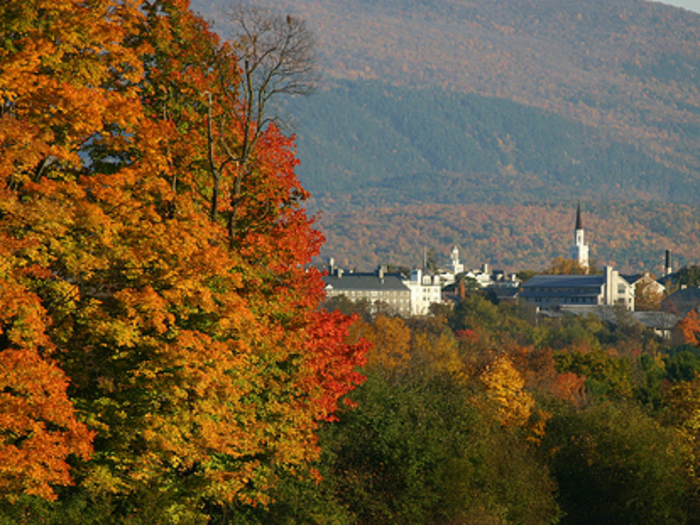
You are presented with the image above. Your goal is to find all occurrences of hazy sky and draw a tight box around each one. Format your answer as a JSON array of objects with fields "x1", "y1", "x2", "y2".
[{"x1": 652, "y1": 0, "x2": 700, "y2": 13}]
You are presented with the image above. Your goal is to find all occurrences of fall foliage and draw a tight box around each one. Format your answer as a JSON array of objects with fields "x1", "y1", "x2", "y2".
[
  {"x1": 6, "y1": 0, "x2": 700, "y2": 522},
  {"x1": 0, "y1": 0, "x2": 366, "y2": 514}
]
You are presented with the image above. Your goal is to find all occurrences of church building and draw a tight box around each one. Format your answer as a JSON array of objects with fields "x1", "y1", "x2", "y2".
[
  {"x1": 569, "y1": 203, "x2": 590, "y2": 271},
  {"x1": 520, "y1": 204, "x2": 635, "y2": 311}
]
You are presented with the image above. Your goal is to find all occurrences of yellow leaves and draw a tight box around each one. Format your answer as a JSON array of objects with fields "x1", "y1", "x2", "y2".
[
  {"x1": 412, "y1": 329, "x2": 464, "y2": 378},
  {"x1": 664, "y1": 377, "x2": 700, "y2": 435},
  {"x1": 81, "y1": 464, "x2": 130, "y2": 497},
  {"x1": 360, "y1": 315, "x2": 411, "y2": 372},
  {"x1": 481, "y1": 355, "x2": 536, "y2": 428}
]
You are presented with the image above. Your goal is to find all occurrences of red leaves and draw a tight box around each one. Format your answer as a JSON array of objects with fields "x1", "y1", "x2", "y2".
[
  {"x1": 304, "y1": 310, "x2": 368, "y2": 421},
  {"x1": 0, "y1": 0, "x2": 367, "y2": 507}
]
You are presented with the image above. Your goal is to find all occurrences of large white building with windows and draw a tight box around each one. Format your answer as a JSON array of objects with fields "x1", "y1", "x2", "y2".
[
  {"x1": 323, "y1": 265, "x2": 412, "y2": 316},
  {"x1": 403, "y1": 268, "x2": 443, "y2": 316},
  {"x1": 322, "y1": 262, "x2": 444, "y2": 317},
  {"x1": 520, "y1": 266, "x2": 634, "y2": 311}
]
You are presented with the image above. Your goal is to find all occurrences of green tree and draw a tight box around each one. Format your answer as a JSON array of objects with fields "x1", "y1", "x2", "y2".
[
  {"x1": 321, "y1": 371, "x2": 560, "y2": 525},
  {"x1": 544, "y1": 402, "x2": 694, "y2": 525}
]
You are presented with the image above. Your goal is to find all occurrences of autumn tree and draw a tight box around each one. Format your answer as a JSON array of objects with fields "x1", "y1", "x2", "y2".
[
  {"x1": 0, "y1": 0, "x2": 366, "y2": 518},
  {"x1": 679, "y1": 310, "x2": 700, "y2": 346},
  {"x1": 634, "y1": 277, "x2": 664, "y2": 311},
  {"x1": 544, "y1": 257, "x2": 590, "y2": 275},
  {"x1": 198, "y1": 0, "x2": 319, "y2": 242},
  {"x1": 0, "y1": 0, "x2": 144, "y2": 502}
]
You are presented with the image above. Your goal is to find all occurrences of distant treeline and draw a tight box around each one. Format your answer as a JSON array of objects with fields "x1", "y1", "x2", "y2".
[{"x1": 314, "y1": 200, "x2": 700, "y2": 273}]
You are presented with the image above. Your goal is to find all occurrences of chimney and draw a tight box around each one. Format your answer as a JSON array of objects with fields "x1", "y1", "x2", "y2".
[{"x1": 665, "y1": 250, "x2": 672, "y2": 276}]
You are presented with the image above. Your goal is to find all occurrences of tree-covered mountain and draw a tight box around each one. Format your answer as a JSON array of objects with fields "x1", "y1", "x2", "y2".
[
  {"x1": 289, "y1": 81, "x2": 697, "y2": 203},
  {"x1": 192, "y1": 0, "x2": 700, "y2": 271}
]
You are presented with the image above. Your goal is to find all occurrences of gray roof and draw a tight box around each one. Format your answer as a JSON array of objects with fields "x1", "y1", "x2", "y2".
[
  {"x1": 522, "y1": 274, "x2": 606, "y2": 289},
  {"x1": 661, "y1": 287, "x2": 700, "y2": 316},
  {"x1": 323, "y1": 274, "x2": 409, "y2": 292},
  {"x1": 622, "y1": 273, "x2": 645, "y2": 285},
  {"x1": 520, "y1": 274, "x2": 605, "y2": 300},
  {"x1": 631, "y1": 311, "x2": 679, "y2": 330}
]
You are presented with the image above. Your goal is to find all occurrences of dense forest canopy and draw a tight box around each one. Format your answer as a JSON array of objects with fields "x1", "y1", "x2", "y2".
[{"x1": 0, "y1": 0, "x2": 365, "y2": 519}]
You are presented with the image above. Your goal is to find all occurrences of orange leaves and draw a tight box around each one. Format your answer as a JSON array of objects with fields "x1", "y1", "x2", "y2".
[
  {"x1": 0, "y1": 0, "x2": 367, "y2": 509},
  {"x1": 0, "y1": 259, "x2": 93, "y2": 501},
  {"x1": 679, "y1": 310, "x2": 700, "y2": 346},
  {"x1": 551, "y1": 372, "x2": 587, "y2": 405},
  {"x1": 0, "y1": 0, "x2": 146, "y2": 182},
  {"x1": 0, "y1": 348, "x2": 93, "y2": 501}
]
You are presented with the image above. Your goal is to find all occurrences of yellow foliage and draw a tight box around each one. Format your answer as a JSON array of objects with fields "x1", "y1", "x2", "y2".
[
  {"x1": 359, "y1": 315, "x2": 412, "y2": 372},
  {"x1": 481, "y1": 355, "x2": 535, "y2": 428}
]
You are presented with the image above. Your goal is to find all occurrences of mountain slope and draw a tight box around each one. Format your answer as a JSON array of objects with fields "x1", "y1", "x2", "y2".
[
  {"x1": 191, "y1": 0, "x2": 700, "y2": 271},
  {"x1": 289, "y1": 81, "x2": 696, "y2": 203},
  {"x1": 196, "y1": 0, "x2": 700, "y2": 177}
]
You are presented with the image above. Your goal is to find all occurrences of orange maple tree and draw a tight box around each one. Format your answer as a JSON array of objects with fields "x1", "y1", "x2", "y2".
[
  {"x1": 679, "y1": 310, "x2": 700, "y2": 347},
  {"x1": 0, "y1": 0, "x2": 366, "y2": 510}
]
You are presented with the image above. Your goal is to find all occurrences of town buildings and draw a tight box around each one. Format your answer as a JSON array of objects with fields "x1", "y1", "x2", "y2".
[{"x1": 323, "y1": 204, "x2": 686, "y2": 321}]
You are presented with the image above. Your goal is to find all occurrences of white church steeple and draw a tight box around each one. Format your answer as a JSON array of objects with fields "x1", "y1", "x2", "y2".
[{"x1": 569, "y1": 203, "x2": 590, "y2": 271}]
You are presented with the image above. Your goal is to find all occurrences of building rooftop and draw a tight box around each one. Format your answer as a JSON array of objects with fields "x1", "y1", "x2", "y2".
[
  {"x1": 323, "y1": 273, "x2": 409, "y2": 292},
  {"x1": 521, "y1": 274, "x2": 606, "y2": 288}
]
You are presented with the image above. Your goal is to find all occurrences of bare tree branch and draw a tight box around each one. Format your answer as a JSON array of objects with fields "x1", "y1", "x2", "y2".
[{"x1": 212, "y1": 1, "x2": 319, "y2": 245}]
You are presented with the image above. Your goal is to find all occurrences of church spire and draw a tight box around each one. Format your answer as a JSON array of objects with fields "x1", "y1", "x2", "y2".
[
  {"x1": 570, "y1": 202, "x2": 590, "y2": 271},
  {"x1": 575, "y1": 202, "x2": 582, "y2": 230}
]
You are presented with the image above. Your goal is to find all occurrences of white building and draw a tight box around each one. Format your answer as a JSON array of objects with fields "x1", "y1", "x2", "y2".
[
  {"x1": 520, "y1": 266, "x2": 635, "y2": 311},
  {"x1": 403, "y1": 268, "x2": 443, "y2": 316},
  {"x1": 450, "y1": 245, "x2": 464, "y2": 275},
  {"x1": 323, "y1": 264, "x2": 412, "y2": 316},
  {"x1": 465, "y1": 264, "x2": 494, "y2": 288}
]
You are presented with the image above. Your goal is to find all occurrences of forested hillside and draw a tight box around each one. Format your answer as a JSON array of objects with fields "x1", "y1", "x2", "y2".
[
  {"x1": 315, "y1": 200, "x2": 700, "y2": 273},
  {"x1": 192, "y1": 0, "x2": 700, "y2": 271},
  {"x1": 290, "y1": 81, "x2": 696, "y2": 202}
]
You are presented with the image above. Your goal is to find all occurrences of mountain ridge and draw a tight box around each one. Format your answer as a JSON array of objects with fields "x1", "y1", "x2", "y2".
[{"x1": 191, "y1": 0, "x2": 700, "y2": 271}]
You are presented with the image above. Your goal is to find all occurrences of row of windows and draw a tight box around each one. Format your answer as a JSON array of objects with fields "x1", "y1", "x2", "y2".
[
  {"x1": 530, "y1": 297, "x2": 598, "y2": 305},
  {"x1": 332, "y1": 290, "x2": 410, "y2": 299},
  {"x1": 528, "y1": 286, "x2": 599, "y2": 293}
]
